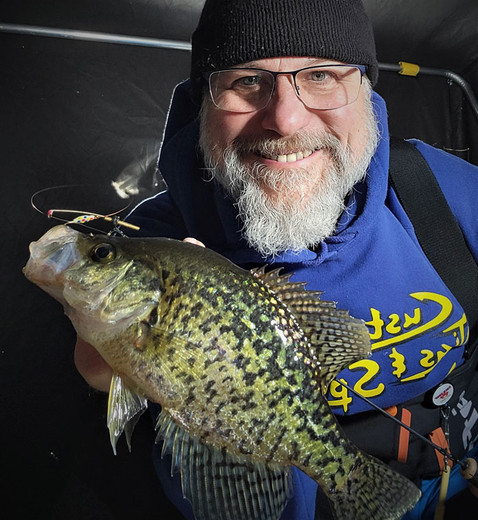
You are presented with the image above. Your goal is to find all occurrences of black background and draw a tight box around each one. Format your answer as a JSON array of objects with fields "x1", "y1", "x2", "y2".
[{"x1": 2, "y1": 1, "x2": 478, "y2": 518}]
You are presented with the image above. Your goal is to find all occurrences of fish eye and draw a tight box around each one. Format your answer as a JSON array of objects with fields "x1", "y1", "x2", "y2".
[{"x1": 90, "y1": 243, "x2": 116, "y2": 263}]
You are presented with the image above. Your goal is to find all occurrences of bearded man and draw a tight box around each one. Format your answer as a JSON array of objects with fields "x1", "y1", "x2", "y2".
[{"x1": 75, "y1": 1, "x2": 478, "y2": 519}]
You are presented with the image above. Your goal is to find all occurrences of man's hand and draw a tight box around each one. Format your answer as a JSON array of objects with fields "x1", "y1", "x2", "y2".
[
  {"x1": 73, "y1": 237, "x2": 205, "y2": 392},
  {"x1": 74, "y1": 337, "x2": 112, "y2": 392}
]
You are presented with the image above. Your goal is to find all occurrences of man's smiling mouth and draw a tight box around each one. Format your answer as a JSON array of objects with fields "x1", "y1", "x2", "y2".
[{"x1": 258, "y1": 149, "x2": 316, "y2": 162}]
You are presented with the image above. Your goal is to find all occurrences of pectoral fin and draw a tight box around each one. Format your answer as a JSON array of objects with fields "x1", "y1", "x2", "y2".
[{"x1": 107, "y1": 373, "x2": 148, "y2": 454}]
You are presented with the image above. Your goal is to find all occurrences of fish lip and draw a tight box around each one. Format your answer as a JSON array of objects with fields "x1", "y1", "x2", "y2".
[{"x1": 23, "y1": 225, "x2": 82, "y2": 284}]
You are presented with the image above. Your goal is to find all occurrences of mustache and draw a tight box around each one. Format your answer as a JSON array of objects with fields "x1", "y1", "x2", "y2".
[{"x1": 230, "y1": 132, "x2": 345, "y2": 161}]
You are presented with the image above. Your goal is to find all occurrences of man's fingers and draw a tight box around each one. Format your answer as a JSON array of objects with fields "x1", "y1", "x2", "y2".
[{"x1": 183, "y1": 237, "x2": 205, "y2": 247}]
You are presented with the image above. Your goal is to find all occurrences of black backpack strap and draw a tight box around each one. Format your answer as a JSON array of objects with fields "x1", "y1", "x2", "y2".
[{"x1": 389, "y1": 137, "x2": 478, "y2": 343}]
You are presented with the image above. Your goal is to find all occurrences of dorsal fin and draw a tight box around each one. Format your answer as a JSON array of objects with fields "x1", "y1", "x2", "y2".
[
  {"x1": 155, "y1": 409, "x2": 292, "y2": 520},
  {"x1": 251, "y1": 266, "x2": 371, "y2": 393}
]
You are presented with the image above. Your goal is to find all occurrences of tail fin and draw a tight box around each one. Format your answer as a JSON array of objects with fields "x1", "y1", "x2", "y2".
[{"x1": 329, "y1": 452, "x2": 421, "y2": 520}]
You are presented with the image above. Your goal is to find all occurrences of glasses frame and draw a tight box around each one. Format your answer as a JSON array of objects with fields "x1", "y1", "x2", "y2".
[{"x1": 203, "y1": 64, "x2": 367, "y2": 113}]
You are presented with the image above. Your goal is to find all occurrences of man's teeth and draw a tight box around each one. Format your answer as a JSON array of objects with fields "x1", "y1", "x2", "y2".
[{"x1": 263, "y1": 150, "x2": 314, "y2": 162}]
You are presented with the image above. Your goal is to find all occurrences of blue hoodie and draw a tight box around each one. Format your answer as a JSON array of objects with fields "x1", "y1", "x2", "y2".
[{"x1": 129, "y1": 80, "x2": 478, "y2": 519}]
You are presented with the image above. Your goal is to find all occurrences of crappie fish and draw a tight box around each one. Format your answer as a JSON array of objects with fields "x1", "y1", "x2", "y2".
[{"x1": 24, "y1": 225, "x2": 420, "y2": 520}]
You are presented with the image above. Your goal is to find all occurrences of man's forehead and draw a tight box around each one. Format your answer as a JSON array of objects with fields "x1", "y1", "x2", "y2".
[{"x1": 233, "y1": 56, "x2": 345, "y2": 69}]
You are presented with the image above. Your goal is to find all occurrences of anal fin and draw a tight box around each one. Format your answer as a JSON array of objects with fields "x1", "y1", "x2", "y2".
[{"x1": 155, "y1": 409, "x2": 292, "y2": 520}]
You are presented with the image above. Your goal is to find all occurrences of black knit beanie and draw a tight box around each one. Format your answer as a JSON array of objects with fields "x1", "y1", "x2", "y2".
[{"x1": 190, "y1": 0, "x2": 378, "y2": 98}]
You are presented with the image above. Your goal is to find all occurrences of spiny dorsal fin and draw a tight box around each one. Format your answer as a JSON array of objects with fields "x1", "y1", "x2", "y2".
[
  {"x1": 155, "y1": 409, "x2": 292, "y2": 520},
  {"x1": 251, "y1": 266, "x2": 371, "y2": 394},
  {"x1": 251, "y1": 265, "x2": 320, "y2": 299}
]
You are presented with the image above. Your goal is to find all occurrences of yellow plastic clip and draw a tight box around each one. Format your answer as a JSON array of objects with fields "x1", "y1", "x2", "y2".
[{"x1": 398, "y1": 61, "x2": 420, "y2": 77}]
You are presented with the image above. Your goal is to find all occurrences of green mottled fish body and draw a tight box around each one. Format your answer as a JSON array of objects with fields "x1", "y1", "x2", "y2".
[{"x1": 24, "y1": 225, "x2": 420, "y2": 520}]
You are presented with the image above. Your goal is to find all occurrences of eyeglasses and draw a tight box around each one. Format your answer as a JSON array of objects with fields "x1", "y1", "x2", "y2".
[{"x1": 204, "y1": 64, "x2": 366, "y2": 113}]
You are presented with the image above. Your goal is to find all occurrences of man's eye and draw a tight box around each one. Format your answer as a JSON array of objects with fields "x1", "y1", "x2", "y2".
[
  {"x1": 310, "y1": 70, "x2": 331, "y2": 82},
  {"x1": 236, "y1": 75, "x2": 260, "y2": 87}
]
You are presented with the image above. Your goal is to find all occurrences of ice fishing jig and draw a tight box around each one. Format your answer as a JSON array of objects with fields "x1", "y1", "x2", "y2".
[
  {"x1": 31, "y1": 185, "x2": 140, "y2": 236},
  {"x1": 46, "y1": 208, "x2": 140, "y2": 234}
]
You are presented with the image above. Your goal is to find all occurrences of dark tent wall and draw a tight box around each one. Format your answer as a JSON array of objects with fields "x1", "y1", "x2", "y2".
[
  {"x1": 367, "y1": 0, "x2": 478, "y2": 164},
  {"x1": 1, "y1": 1, "x2": 478, "y2": 519},
  {"x1": 1, "y1": 3, "x2": 195, "y2": 519}
]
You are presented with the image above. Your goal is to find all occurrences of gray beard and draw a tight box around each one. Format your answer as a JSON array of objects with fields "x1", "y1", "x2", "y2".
[{"x1": 199, "y1": 91, "x2": 379, "y2": 257}]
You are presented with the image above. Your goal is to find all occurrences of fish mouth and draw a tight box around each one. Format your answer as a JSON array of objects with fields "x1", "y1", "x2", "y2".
[{"x1": 23, "y1": 225, "x2": 82, "y2": 287}]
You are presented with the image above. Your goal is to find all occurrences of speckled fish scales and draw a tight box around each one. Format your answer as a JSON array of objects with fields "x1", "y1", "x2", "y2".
[{"x1": 23, "y1": 225, "x2": 421, "y2": 520}]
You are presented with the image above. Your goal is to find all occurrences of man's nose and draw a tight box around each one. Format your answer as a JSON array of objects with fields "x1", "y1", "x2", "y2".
[{"x1": 260, "y1": 75, "x2": 316, "y2": 136}]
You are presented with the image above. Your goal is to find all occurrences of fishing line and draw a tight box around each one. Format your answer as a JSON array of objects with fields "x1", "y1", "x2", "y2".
[
  {"x1": 337, "y1": 381, "x2": 478, "y2": 518},
  {"x1": 335, "y1": 379, "x2": 462, "y2": 466}
]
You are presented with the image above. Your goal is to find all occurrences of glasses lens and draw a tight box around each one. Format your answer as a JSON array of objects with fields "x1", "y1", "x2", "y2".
[
  {"x1": 209, "y1": 69, "x2": 274, "y2": 113},
  {"x1": 296, "y1": 65, "x2": 362, "y2": 110}
]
